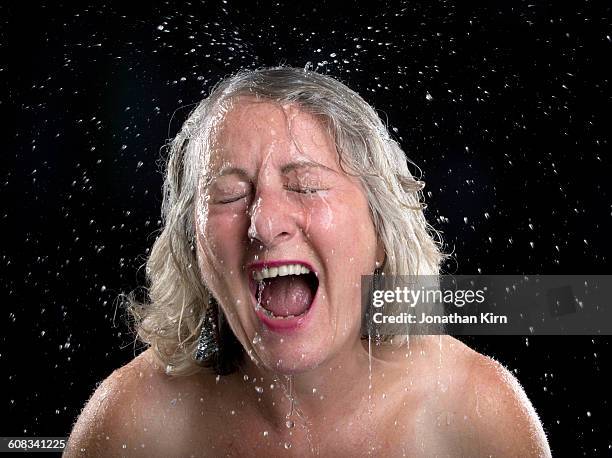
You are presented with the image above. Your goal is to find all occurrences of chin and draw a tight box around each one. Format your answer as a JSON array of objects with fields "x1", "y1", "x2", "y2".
[{"x1": 251, "y1": 335, "x2": 334, "y2": 375}]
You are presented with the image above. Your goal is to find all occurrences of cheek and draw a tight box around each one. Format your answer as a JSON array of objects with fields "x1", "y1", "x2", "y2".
[
  {"x1": 309, "y1": 197, "x2": 378, "y2": 303},
  {"x1": 198, "y1": 207, "x2": 249, "y2": 271},
  {"x1": 313, "y1": 197, "x2": 377, "y2": 260}
]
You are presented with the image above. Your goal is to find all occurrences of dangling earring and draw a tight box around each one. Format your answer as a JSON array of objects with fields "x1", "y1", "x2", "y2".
[
  {"x1": 368, "y1": 266, "x2": 385, "y2": 342},
  {"x1": 373, "y1": 266, "x2": 384, "y2": 293},
  {"x1": 194, "y1": 296, "x2": 219, "y2": 363}
]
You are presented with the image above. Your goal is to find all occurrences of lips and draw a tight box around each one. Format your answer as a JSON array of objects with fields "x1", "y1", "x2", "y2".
[{"x1": 248, "y1": 260, "x2": 319, "y2": 332}]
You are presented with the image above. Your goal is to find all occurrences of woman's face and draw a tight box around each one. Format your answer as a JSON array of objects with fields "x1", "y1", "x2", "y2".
[{"x1": 196, "y1": 98, "x2": 383, "y2": 373}]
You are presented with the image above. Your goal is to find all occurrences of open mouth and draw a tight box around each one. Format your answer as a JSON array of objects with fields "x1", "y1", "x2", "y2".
[{"x1": 250, "y1": 262, "x2": 319, "y2": 320}]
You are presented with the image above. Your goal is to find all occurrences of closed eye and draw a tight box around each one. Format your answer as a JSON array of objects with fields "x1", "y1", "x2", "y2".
[
  {"x1": 210, "y1": 179, "x2": 252, "y2": 204},
  {"x1": 285, "y1": 186, "x2": 329, "y2": 195},
  {"x1": 216, "y1": 194, "x2": 248, "y2": 204}
]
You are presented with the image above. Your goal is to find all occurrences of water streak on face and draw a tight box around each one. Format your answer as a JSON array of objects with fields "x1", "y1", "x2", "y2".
[{"x1": 196, "y1": 97, "x2": 383, "y2": 374}]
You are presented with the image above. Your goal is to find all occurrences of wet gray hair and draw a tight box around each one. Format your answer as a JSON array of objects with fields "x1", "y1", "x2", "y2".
[{"x1": 129, "y1": 67, "x2": 446, "y2": 376}]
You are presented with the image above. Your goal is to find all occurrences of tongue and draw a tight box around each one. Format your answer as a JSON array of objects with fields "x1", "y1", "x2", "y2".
[{"x1": 259, "y1": 275, "x2": 313, "y2": 317}]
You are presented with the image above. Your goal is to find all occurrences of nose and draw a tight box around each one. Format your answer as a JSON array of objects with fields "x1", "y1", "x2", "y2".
[{"x1": 248, "y1": 186, "x2": 300, "y2": 248}]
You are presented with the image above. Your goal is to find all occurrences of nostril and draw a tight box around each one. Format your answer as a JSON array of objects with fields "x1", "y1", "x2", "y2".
[{"x1": 247, "y1": 193, "x2": 298, "y2": 246}]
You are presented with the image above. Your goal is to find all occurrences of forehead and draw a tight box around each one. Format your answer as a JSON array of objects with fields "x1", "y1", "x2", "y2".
[{"x1": 209, "y1": 97, "x2": 340, "y2": 172}]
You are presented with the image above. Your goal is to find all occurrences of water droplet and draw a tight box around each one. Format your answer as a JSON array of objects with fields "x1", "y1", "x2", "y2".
[
  {"x1": 285, "y1": 420, "x2": 295, "y2": 429},
  {"x1": 284, "y1": 442, "x2": 292, "y2": 449}
]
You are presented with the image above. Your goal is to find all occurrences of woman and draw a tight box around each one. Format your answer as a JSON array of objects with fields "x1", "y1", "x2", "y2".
[{"x1": 66, "y1": 67, "x2": 551, "y2": 456}]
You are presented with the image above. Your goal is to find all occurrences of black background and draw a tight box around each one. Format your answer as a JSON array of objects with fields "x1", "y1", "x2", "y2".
[{"x1": 4, "y1": 1, "x2": 612, "y2": 455}]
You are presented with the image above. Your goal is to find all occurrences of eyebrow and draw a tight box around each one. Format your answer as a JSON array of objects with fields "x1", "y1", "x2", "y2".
[
  {"x1": 216, "y1": 166, "x2": 250, "y2": 180},
  {"x1": 280, "y1": 160, "x2": 338, "y2": 175}
]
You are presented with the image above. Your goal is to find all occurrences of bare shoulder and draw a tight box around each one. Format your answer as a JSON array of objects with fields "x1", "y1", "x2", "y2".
[
  {"x1": 64, "y1": 349, "x2": 218, "y2": 457},
  {"x1": 387, "y1": 336, "x2": 551, "y2": 456},
  {"x1": 442, "y1": 337, "x2": 552, "y2": 457},
  {"x1": 64, "y1": 349, "x2": 167, "y2": 457}
]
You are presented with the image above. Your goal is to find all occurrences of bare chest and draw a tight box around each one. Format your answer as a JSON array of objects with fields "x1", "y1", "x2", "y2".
[{"x1": 164, "y1": 404, "x2": 452, "y2": 458}]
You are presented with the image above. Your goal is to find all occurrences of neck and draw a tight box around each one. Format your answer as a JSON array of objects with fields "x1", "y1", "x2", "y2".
[{"x1": 236, "y1": 337, "x2": 379, "y2": 427}]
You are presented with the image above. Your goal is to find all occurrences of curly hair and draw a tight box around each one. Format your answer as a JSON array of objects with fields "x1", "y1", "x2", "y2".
[{"x1": 129, "y1": 67, "x2": 446, "y2": 376}]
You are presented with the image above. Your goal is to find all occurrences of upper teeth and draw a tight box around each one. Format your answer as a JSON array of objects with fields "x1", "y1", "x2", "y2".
[{"x1": 253, "y1": 264, "x2": 311, "y2": 281}]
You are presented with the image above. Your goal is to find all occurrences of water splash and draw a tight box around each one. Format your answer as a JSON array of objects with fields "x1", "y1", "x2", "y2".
[{"x1": 286, "y1": 374, "x2": 295, "y2": 423}]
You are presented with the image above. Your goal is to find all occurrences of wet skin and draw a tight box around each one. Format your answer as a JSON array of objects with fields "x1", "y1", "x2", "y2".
[
  {"x1": 66, "y1": 100, "x2": 551, "y2": 457},
  {"x1": 196, "y1": 99, "x2": 384, "y2": 377},
  {"x1": 65, "y1": 339, "x2": 551, "y2": 457}
]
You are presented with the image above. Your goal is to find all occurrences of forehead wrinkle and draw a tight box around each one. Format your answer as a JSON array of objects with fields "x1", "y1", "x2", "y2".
[
  {"x1": 212, "y1": 99, "x2": 342, "y2": 186},
  {"x1": 220, "y1": 99, "x2": 291, "y2": 154},
  {"x1": 239, "y1": 101, "x2": 295, "y2": 186},
  {"x1": 225, "y1": 99, "x2": 314, "y2": 159},
  {"x1": 227, "y1": 98, "x2": 291, "y2": 134},
  {"x1": 282, "y1": 105, "x2": 343, "y2": 174}
]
